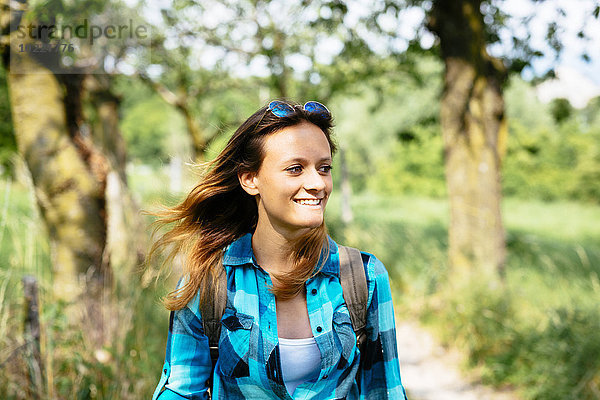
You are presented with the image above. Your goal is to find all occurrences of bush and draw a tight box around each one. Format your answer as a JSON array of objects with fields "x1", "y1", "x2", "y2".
[
  {"x1": 422, "y1": 283, "x2": 600, "y2": 399},
  {"x1": 517, "y1": 307, "x2": 600, "y2": 400}
]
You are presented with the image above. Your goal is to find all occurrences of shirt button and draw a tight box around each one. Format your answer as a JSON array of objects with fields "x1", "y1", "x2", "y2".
[
  {"x1": 323, "y1": 374, "x2": 328, "y2": 379},
  {"x1": 311, "y1": 288, "x2": 317, "y2": 295},
  {"x1": 163, "y1": 369, "x2": 167, "y2": 374},
  {"x1": 316, "y1": 326, "x2": 322, "y2": 333}
]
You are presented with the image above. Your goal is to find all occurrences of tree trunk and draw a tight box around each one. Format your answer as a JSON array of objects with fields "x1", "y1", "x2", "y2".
[
  {"x1": 86, "y1": 74, "x2": 148, "y2": 285},
  {"x1": 429, "y1": 0, "x2": 507, "y2": 283},
  {"x1": 6, "y1": 44, "x2": 111, "y2": 348},
  {"x1": 86, "y1": 74, "x2": 128, "y2": 183},
  {"x1": 179, "y1": 104, "x2": 208, "y2": 162}
]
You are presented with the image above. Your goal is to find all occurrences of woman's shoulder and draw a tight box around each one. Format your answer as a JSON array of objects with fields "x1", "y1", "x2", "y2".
[
  {"x1": 328, "y1": 236, "x2": 390, "y2": 282},
  {"x1": 174, "y1": 275, "x2": 203, "y2": 316}
]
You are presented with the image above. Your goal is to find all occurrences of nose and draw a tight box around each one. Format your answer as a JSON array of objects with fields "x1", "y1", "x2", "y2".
[{"x1": 303, "y1": 168, "x2": 327, "y2": 192}]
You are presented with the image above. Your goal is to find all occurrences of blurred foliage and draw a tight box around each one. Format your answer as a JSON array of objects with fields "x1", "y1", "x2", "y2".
[
  {"x1": 20, "y1": 0, "x2": 149, "y2": 75},
  {"x1": 0, "y1": 65, "x2": 16, "y2": 178},
  {"x1": 116, "y1": 79, "x2": 188, "y2": 165},
  {"x1": 503, "y1": 78, "x2": 600, "y2": 203},
  {"x1": 152, "y1": 0, "x2": 395, "y2": 101},
  {"x1": 114, "y1": 75, "x2": 262, "y2": 164},
  {"x1": 550, "y1": 97, "x2": 573, "y2": 125},
  {"x1": 331, "y1": 68, "x2": 600, "y2": 203},
  {"x1": 424, "y1": 285, "x2": 600, "y2": 400},
  {"x1": 332, "y1": 55, "x2": 445, "y2": 196},
  {"x1": 376, "y1": 1, "x2": 598, "y2": 78}
]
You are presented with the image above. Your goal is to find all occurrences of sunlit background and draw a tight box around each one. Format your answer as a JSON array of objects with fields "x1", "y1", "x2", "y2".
[{"x1": 1, "y1": 0, "x2": 599, "y2": 399}]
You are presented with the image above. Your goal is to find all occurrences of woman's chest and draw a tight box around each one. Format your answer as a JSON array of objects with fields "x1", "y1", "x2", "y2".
[
  {"x1": 275, "y1": 294, "x2": 312, "y2": 339},
  {"x1": 218, "y1": 266, "x2": 359, "y2": 381}
]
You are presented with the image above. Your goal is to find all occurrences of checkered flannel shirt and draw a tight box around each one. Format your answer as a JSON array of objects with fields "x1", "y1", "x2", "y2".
[{"x1": 152, "y1": 233, "x2": 407, "y2": 399}]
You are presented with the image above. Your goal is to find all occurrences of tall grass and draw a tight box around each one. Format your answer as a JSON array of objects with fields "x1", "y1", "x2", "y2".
[
  {"x1": 1, "y1": 178, "x2": 51, "y2": 399},
  {"x1": 0, "y1": 178, "x2": 170, "y2": 399}
]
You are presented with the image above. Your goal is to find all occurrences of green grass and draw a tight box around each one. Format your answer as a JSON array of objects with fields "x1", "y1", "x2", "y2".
[
  {"x1": 502, "y1": 197, "x2": 600, "y2": 243},
  {"x1": 2, "y1": 175, "x2": 600, "y2": 399}
]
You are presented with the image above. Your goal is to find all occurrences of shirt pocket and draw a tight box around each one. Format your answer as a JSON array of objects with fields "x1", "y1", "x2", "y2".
[
  {"x1": 332, "y1": 310, "x2": 358, "y2": 363},
  {"x1": 217, "y1": 307, "x2": 254, "y2": 378}
]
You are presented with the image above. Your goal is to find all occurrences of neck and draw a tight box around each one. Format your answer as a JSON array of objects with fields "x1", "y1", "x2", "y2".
[{"x1": 252, "y1": 217, "x2": 310, "y2": 276}]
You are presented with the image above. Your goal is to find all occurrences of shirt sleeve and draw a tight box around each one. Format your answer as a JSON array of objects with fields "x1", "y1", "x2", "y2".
[
  {"x1": 152, "y1": 287, "x2": 212, "y2": 400},
  {"x1": 358, "y1": 255, "x2": 408, "y2": 400}
]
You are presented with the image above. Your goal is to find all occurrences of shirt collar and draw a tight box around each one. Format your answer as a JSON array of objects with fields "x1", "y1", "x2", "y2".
[{"x1": 222, "y1": 233, "x2": 340, "y2": 276}]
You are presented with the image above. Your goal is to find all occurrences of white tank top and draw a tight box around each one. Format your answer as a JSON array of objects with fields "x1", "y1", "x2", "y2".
[{"x1": 278, "y1": 337, "x2": 321, "y2": 395}]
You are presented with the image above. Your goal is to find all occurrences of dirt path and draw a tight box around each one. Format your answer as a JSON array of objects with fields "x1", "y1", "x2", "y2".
[{"x1": 396, "y1": 320, "x2": 519, "y2": 400}]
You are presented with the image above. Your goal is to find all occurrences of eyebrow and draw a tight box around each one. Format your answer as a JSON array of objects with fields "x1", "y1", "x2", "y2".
[{"x1": 282, "y1": 156, "x2": 332, "y2": 164}]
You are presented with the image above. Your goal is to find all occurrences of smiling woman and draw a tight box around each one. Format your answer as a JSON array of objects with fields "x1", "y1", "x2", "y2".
[
  {"x1": 239, "y1": 121, "x2": 333, "y2": 236},
  {"x1": 147, "y1": 100, "x2": 407, "y2": 399}
]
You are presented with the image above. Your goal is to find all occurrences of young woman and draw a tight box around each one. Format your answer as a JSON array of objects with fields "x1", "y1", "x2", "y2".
[{"x1": 149, "y1": 100, "x2": 407, "y2": 399}]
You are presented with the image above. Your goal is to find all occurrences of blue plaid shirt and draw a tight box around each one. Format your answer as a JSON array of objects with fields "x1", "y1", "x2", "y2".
[{"x1": 152, "y1": 234, "x2": 407, "y2": 399}]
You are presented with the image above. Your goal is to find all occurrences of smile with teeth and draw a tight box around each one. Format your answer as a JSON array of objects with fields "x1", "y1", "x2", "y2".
[{"x1": 294, "y1": 199, "x2": 322, "y2": 206}]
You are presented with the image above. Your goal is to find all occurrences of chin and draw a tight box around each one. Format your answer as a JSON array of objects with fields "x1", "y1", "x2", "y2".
[{"x1": 299, "y1": 218, "x2": 324, "y2": 229}]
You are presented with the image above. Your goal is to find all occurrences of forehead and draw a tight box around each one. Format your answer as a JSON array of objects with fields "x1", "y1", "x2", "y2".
[{"x1": 262, "y1": 122, "x2": 332, "y2": 162}]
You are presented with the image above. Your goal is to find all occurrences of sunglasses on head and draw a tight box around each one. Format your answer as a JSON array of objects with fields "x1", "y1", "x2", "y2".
[{"x1": 268, "y1": 100, "x2": 331, "y2": 119}]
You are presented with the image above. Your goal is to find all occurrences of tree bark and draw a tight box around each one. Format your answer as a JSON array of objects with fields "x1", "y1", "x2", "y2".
[
  {"x1": 84, "y1": 75, "x2": 149, "y2": 280},
  {"x1": 86, "y1": 74, "x2": 128, "y2": 183},
  {"x1": 428, "y1": 0, "x2": 507, "y2": 283},
  {"x1": 6, "y1": 40, "x2": 111, "y2": 347}
]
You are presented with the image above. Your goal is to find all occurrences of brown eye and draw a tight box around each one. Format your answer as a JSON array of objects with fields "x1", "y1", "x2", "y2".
[
  {"x1": 319, "y1": 165, "x2": 332, "y2": 173},
  {"x1": 286, "y1": 165, "x2": 303, "y2": 174}
]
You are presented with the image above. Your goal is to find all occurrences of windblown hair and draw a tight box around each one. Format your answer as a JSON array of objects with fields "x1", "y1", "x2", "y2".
[{"x1": 147, "y1": 101, "x2": 337, "y2": 310}]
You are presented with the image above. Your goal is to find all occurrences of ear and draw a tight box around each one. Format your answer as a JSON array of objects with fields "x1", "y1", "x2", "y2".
[{"x1": 238, "y1": 171, "x2": 259, "y2": 196}]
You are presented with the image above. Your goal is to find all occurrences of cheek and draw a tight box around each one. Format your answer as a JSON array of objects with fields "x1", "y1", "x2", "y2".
[
  {"x1": 259, "y1": 179, "x2": 296, "y2": 203},
  {"x1": 325, "y1": 176, "x2": 333, "y2": 193}
]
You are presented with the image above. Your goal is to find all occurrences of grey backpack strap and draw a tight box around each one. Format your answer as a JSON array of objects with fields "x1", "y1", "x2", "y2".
[
  {"x1": 338, "y1": 245, "x2": 368, "y2": 353},
  {"x1": 200, "y1": 265, "x2": 227, "y2": 377}
]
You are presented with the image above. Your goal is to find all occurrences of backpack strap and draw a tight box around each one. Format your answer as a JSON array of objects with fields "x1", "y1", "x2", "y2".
[
  {"x1": 338, "y1": 245, "x2": 368, "y2": 353},
  {"x1": 200, "y1": 266, "x2": 227, "y2": 388}
]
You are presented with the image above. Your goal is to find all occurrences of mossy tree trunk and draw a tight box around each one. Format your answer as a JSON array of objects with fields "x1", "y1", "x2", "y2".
[
  {"x1": 428, "y1": 0, "x2": 508, "y2": 284},
  {"x1": 4, "y1": 0, "x2": 149, "y2": 357},
  {"x1": 2, "y1": 1, "x2": 114, "y2": 345},
  {"x1": 7, "y1": 53, "x2": 111, "y2": 347}
]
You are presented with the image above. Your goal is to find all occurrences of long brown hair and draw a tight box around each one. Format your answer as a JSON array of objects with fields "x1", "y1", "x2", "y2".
[{"x1": 147, "y1": 101, "x2": 337, "y2": 310}]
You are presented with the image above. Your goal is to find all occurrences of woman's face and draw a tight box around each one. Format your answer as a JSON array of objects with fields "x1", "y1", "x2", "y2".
[{"x1": 240, "y1": 121, "x2": 333, "y2": 236}]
